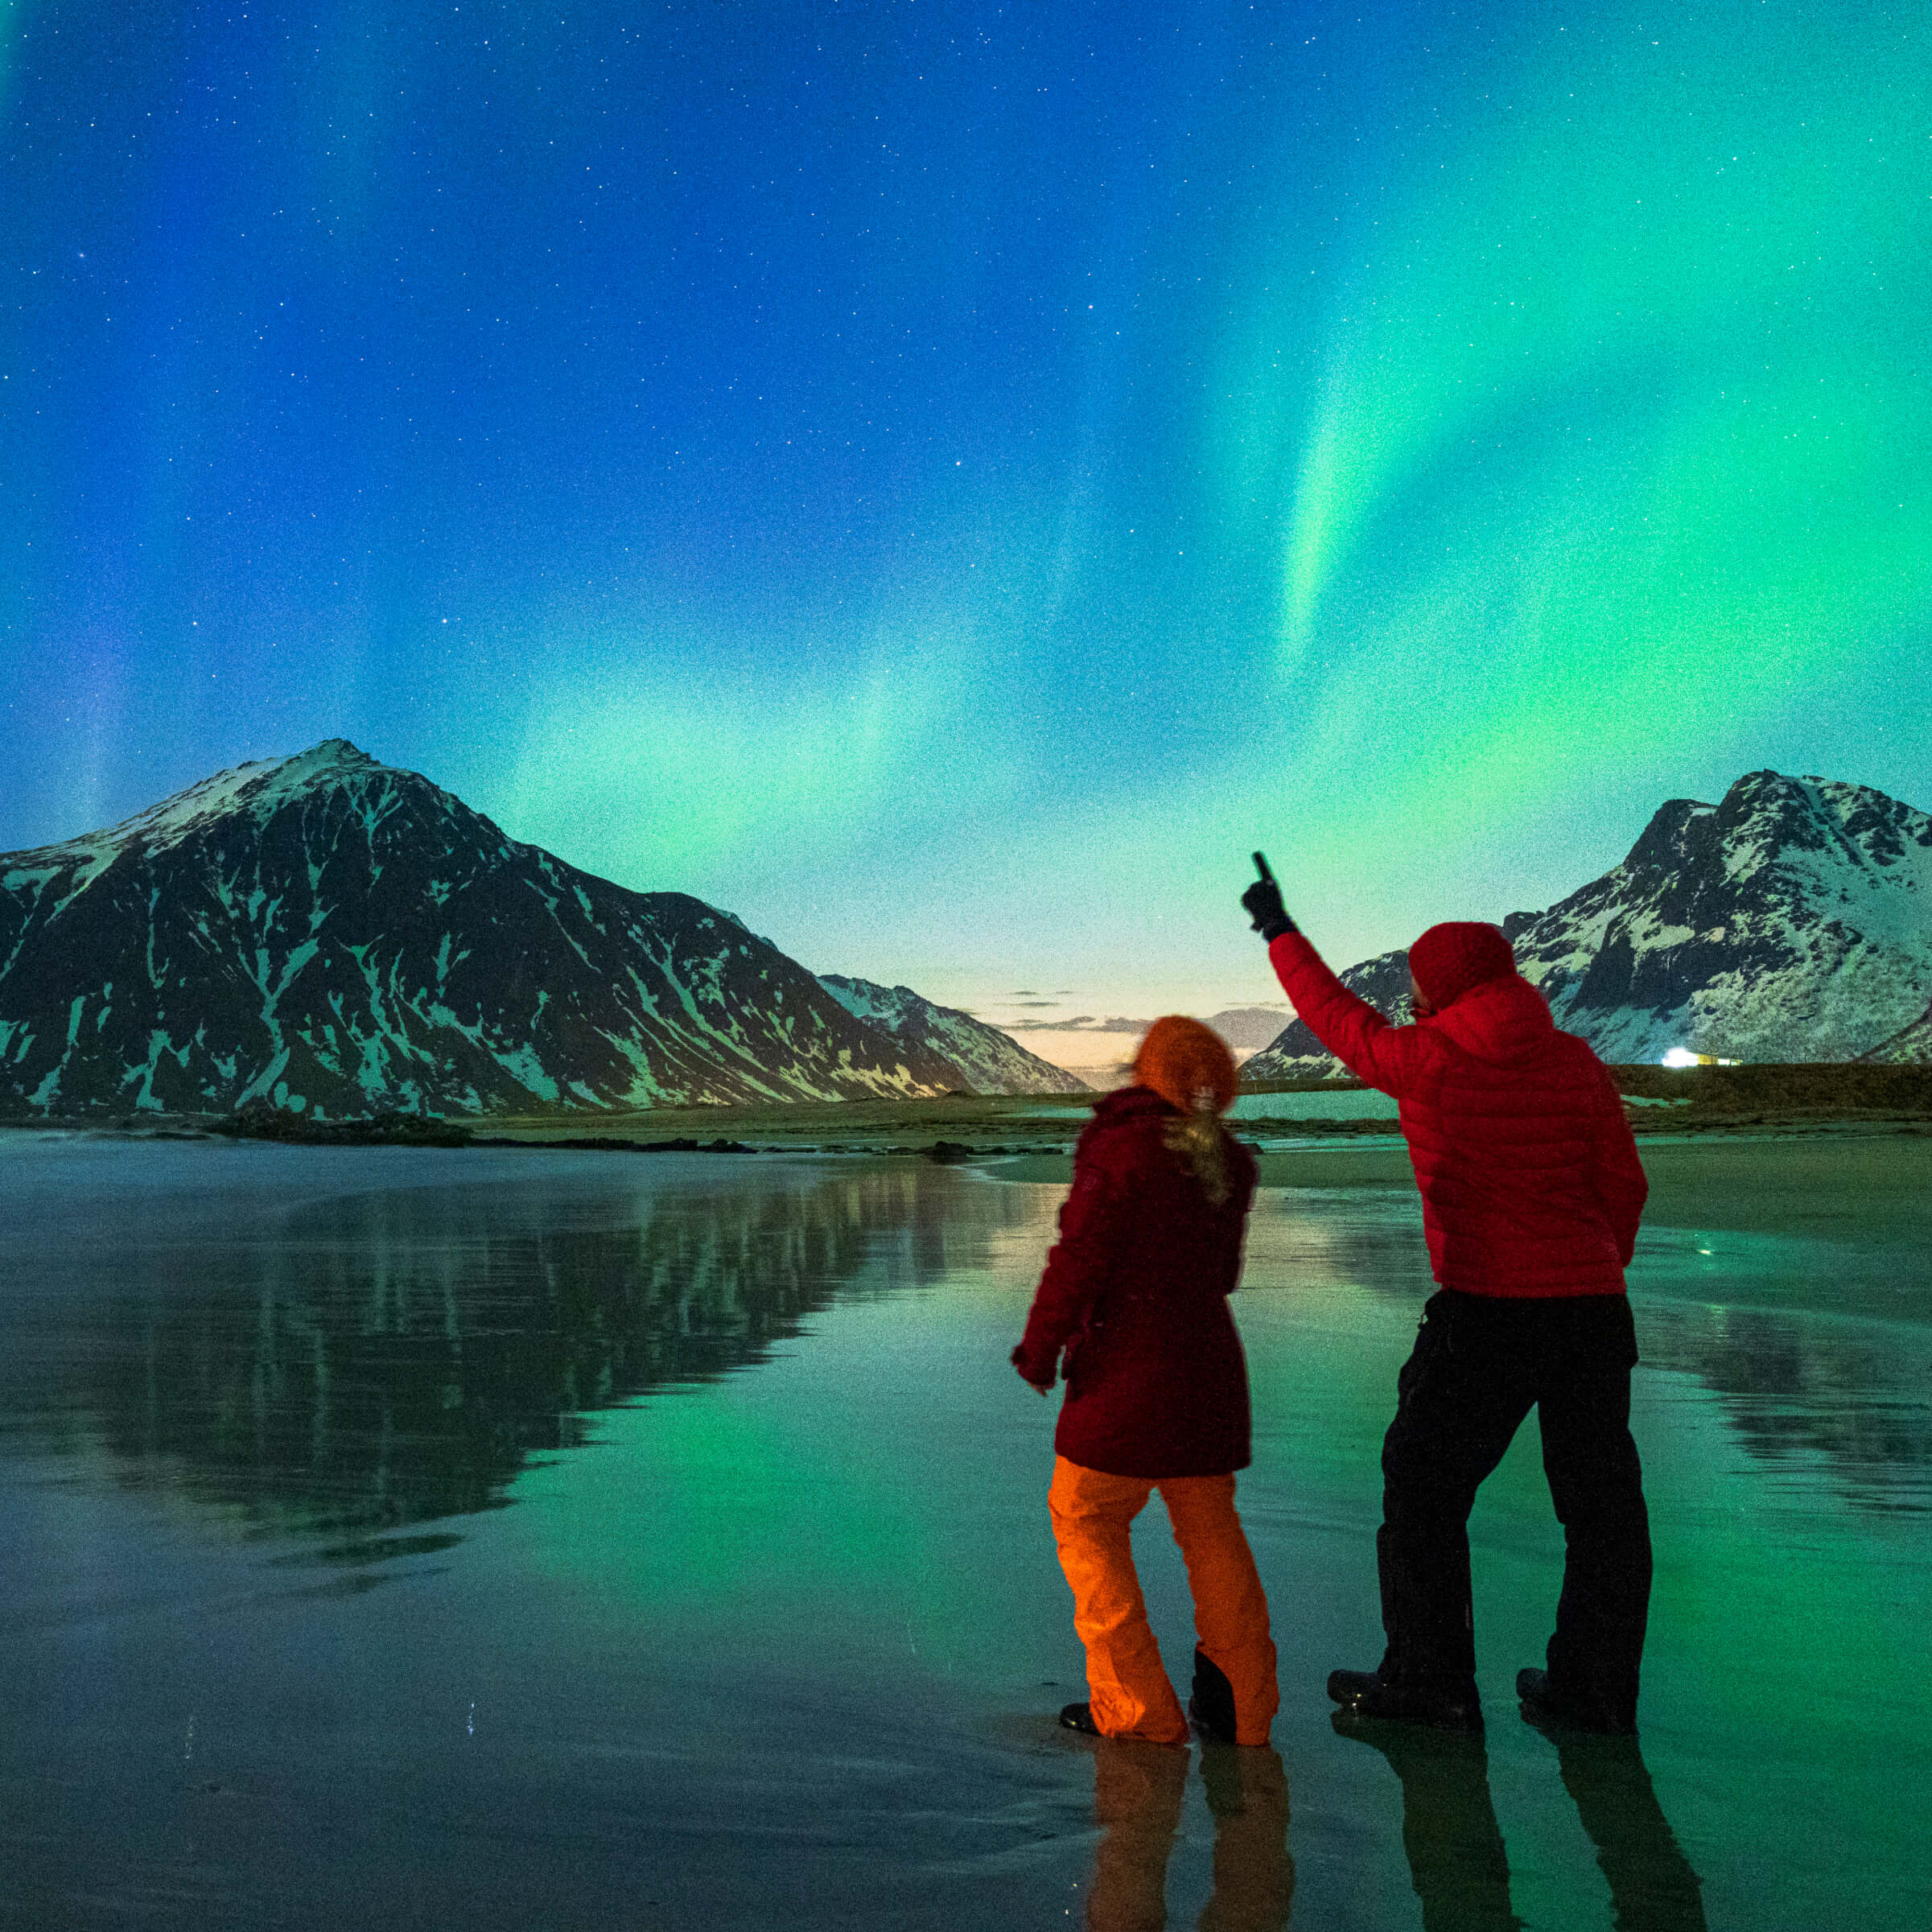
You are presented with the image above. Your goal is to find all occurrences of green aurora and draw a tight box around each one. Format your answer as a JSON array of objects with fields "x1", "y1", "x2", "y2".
[{"x1": 2, "y1": 1, "x2": 1928, "y2": 1015}]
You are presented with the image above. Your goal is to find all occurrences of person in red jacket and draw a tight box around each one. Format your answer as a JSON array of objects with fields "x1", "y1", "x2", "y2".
[
  {"x1": 1241, "y1": 861, "x2": 1652, "y2": 1734},
  {"x1": 1012, "y1": 1016, "x2": 1279, "y2": 1747}
]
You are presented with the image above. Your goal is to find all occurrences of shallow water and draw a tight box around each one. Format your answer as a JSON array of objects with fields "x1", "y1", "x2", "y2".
[
  {"x1": 1223, "y1": 1090, "x2": 1402, "y2": 1122},
  {"x1": 1015, "y1": 1090, "x2": 1403, "y2": 1123},
  {"x1": 0, "y1": 1135, "x2": 1926, "y2": 1929}
]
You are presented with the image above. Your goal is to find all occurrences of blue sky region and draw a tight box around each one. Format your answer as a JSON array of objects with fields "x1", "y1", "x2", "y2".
[{"x1": 2, "y1": 2, "x2": 1928, "y2": 1060}]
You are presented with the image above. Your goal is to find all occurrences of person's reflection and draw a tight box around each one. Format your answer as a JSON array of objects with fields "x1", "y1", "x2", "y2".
[
  {"x1": 1197, "y1": 1743, "x2": 1294, "y2": 1932},
  {"x1": 1084, "y1": 1737, "x2": 1293, "y2": 1931},
  {"x1": 1333, "y1": 1712, "x2": 1706, "y2": 1932},
  {"x1": 1531, "y1": 1719, "x2": 1707, "y2": 1932},
  {"x1": 1087, "y1": 1742, "x2": 1185, "y2": 1932},
  {"x1": 1332, "y1": 1716, "x2": 1518, "y2": 1932}
]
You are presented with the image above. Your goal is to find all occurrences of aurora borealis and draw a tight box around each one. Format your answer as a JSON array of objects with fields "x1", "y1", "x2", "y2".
[{"x1": 3, "y1": 2, "x2": 1929, "y2": 1060}]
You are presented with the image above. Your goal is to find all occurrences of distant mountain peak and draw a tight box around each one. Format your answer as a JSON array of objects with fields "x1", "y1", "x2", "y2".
[
  {"x1": 818, "y1": 974, "x2": 1087, "y2": 1094},
  {"x1": 19, "y1": 739, "x2": 401, "y2": 875},
  {"x1": 1247, "y1": 768, "x2": 1932, "y2": 1076},
  {"x1": 269, "y1": 736, "x2": 382, "y2": 781},
  {"x1": 0, "y1": 746, "x2": 1082, "y2": 1114}
]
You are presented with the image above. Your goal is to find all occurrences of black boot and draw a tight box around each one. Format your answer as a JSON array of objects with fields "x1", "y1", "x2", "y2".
[
  {"x1": 1189, "y1": 1648, "x2": 1239, "y2": 1745},
  {"x1": 1059, "y1": 1701, "x2": 1102, "y2": 1736},
  {"x1": 1516, "y1": 1667, "x2": 1635, "y2": 1736},
  {"x1": 1329, "y1": 1668, "x2": 1483, "y2": 1732}
]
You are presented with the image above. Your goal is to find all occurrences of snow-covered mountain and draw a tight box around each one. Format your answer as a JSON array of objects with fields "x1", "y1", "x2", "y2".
[
  {"x1": 1243, "y1": 771, "x2": 1932, "y2": 1077},
  {"x1": 0, "y1": 741, "x2": 1036, "y2": 1116},
  {"x1": 818, "y1": 976, "x2": 1086, "y2": 1094},
  {"x1": 1859, "y1": 1000, "x2": 1932, "y2": 1063}
]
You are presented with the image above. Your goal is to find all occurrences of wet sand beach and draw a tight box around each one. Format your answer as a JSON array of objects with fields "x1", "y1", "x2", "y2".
[{"x1": 0, "y1": 1128, "x2": 1925, "y2": 1929}]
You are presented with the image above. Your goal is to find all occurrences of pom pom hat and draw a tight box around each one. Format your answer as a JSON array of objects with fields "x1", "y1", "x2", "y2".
[
  {"x1": 1133, "y1": 1015, "x2": 1239, "y2": 1115},
  {"x1": 1407, "y1": 921, "x2": 1518, "y2": 1012}
]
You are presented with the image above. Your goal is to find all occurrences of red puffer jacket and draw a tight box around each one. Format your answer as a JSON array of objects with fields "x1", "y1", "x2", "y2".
[
  {"x1": 1012, "y1": 1085, "x2": 1259, "y2": 1478},
  {"x1": 1268, "y1": 932, "x2": 1647, "y2": 1298}
]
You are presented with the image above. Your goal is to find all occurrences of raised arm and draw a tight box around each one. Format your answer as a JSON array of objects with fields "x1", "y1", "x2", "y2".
[
  {"x1": 1265, "y1": 931, "x2": 1431, "y2": 1098},
  {"x1": 1240, "y1": 854, "x2": 1430, "y2": 1097}
]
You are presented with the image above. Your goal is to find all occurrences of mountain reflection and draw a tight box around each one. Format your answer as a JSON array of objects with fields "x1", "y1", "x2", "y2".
[
  {"x1": 1260, "y1": 1196, "x2": 1932, "y2": 1515},
  {"x1": 86, "y1": 1165, "x2": 1032, "y2": 1543},
  {"x1": 1638, "y1": 1302, "x2": 1932, "y2": 1514}
]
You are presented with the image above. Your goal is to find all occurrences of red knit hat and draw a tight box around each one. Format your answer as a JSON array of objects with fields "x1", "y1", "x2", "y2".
[
  {"x1": 1133, "y1": 1015, "x2": 1239, "y2": 1115},
  {"x1": 1407, "y1": 921, "x2": 1517, "y2": 1011}
]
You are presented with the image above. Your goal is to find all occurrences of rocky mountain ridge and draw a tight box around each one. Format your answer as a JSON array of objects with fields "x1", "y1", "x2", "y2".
[
  {"x1": 1244, "y1": 771, "x2": 1932, "y2": 1077},
  {"x1": 0, "y1": 741, "x2": 1077, "y2": 1116},
  {"x1": 818, "y1": 975, "x2": 1084, "y2": 1094}
]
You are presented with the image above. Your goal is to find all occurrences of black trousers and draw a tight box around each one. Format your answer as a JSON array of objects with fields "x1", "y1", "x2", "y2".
[{"x1": 1376, "y1": 1288, "x2": 1653, "y2": 1723}]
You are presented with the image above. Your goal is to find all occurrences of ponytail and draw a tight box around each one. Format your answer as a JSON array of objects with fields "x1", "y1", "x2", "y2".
[{"x1": 1163, "y1": 1096, "x2": 1233, "y2": 1208}]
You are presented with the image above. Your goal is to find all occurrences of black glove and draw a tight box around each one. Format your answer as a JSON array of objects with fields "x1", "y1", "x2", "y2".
[
  {"x1": 1242, "y1": 854, "x2": 1297, "y2": 942},
  {"x1": 1011, "y1": 1342, "x2": 1055, "y2": 1392}
]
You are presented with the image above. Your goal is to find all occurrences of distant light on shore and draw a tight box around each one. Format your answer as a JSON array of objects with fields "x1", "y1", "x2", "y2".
[{"x1": 1662, "y1": 1048, "x2": 1702, "y2": 1069}]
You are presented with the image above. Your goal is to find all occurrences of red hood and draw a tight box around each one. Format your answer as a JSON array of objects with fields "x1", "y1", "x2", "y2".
[{"x1": 1424, "y1": 972, "x2": 1555, "y2": 1066}]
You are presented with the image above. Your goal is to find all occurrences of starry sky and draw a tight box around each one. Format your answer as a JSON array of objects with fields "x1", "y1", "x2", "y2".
[{"x1": 3, "y1": 1, "x2": 1929, "y2": 1068}]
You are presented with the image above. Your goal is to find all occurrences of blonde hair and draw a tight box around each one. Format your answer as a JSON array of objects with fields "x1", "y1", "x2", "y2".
[
  {"x1": 1132, "y1": 1015, "x2": 1238, "y2": 1209},
  {"x1": 1163, "y1": 1106, "x2": 1234, "y2": 1208}
]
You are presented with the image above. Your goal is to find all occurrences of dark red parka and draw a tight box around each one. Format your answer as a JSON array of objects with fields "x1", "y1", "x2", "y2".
[
  {"x1": 1012, "y1": 1085, "x2": 1259, "y2": 1477},
  {"x1": 1268, "y1": 931, "x2": 1647, "y2": 1298}
]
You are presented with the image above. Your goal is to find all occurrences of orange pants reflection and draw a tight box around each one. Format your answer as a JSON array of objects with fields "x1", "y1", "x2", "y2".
[
  {"x1": 1049, "y1": 1456, "x2": 1279, "y2": 1746},
  {"x1": 1086, "y1": 1737, "x2": 1294, "y2": 1932}
]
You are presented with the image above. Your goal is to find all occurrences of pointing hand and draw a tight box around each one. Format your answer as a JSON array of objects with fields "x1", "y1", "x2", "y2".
[{"x1": 1242, "y1": 851, "x2": 1297, "y2": 941}]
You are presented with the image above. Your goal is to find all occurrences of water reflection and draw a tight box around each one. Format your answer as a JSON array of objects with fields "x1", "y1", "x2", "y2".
[
  {"x1": 1333, "y1": 1721, "x2": 1518, "y2": 1932},
  {"x1": 1332, "y1": 1716, "x2": 1704, "y2": 1932},
  {"x1": 64, "y1": 1165, "x2": 1033, "y2": 1543},
  {"x1": 1253, "y1": 1193, "x2": 1932, "y2": 1514},
  {"x1": 1257, "y1": 1191, "x2": 1436, "y2": 1307},
  {"x1": 1083, "y1": 1739, "x2": 1293, "y2": 1932},
  {"x1": 1538, "y1": 1724, "x2": 1707, "y2": 1932},
  {"x1": 1638, "y1": 1301, "x2": 1932, "y2": 1514}
]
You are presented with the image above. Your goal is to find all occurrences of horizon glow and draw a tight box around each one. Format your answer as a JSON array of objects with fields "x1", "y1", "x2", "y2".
[{"x1": 2, "y1": 2, "x2": 1928, "y2": 1057}]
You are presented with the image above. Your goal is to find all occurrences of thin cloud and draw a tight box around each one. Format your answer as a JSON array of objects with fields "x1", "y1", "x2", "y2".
[{"x1": 999, "y1": 1015, "x2": 1150, "y2": 1035}]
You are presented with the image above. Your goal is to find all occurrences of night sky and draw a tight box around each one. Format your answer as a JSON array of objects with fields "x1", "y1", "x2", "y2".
[{"x1": 3, "y1": 2, "x2": 1929, "y2": 1065}]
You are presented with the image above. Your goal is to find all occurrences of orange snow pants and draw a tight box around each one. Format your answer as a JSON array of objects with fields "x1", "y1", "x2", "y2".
[{"x1": 1048, "y1": 1456, "x2": 1279, "y2": 1746}]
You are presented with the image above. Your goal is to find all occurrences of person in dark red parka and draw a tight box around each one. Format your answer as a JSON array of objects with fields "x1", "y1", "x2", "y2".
[
  {"x1": 1241, "y1": 863, "x2": 1653, "y2": 1734},
  {"x1": 1012, "y1": 1017, "x2": 1278, "y2": 1747}
]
